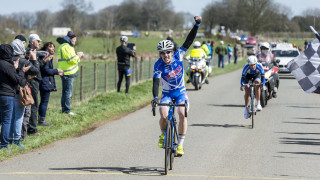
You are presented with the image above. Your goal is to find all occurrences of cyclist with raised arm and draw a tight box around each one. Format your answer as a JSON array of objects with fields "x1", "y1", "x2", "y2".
[
  {"x1": 240, "y1": 56, "x2": 265, "y2": 119},
  {"x1": 152, "y1": 16, "x2": 202, "y2": 156}
]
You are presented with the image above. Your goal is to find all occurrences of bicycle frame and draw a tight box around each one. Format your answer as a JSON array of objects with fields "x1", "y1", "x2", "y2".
[
  {"x1": 152, "y1": 99, "x2": 188, "y2": 174},
  {"x1": 243, "y1": 80, "x2": 261, "y2": 128},
  {"x1": 163, "y1": 105, "x2": 179, "y2": 152}
]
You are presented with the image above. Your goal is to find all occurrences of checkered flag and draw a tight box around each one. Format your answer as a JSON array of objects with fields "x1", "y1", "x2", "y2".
[{"x1": 287, "y1": 38, "x2": 320, "y2": 94}]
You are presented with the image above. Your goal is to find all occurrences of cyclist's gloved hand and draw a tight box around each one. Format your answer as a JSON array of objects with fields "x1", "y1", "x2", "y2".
[{"x1": 194, "y1": 16, "x2": 202, "y2": 24}]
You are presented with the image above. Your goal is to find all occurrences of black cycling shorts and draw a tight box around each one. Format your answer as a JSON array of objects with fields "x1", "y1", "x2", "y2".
[{"x1": 243, "y1": 72, "x2": 261, "y2": 84}]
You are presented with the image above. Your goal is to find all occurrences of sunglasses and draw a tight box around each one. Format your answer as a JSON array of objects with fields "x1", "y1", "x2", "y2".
[{"x1": 160, "y1": 51, "x2": 172, "y2": 55}]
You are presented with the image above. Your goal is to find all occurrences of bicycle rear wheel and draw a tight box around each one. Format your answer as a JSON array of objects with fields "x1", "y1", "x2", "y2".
[{"x1": 164, "y1": 121, "x2": 171, "y2": 175}]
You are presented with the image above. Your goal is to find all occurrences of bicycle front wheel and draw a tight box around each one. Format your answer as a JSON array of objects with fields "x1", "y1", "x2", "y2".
[
  {"x1": 251, "y1": 96, "x2": 255, "y2": 129},
  {"x1": 170, "y1": 123, "x2": 177, "y2": 170},
  {"x1": 164, "y1": 121, "x2": 171, "y2": 175}
]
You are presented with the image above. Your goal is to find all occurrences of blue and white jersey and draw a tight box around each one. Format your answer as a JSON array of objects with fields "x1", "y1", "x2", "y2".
[
  {"x1": 153, "y1": 46, "x2": 188, "y2": 94},
  {"x1": 241, "y1": 63, "x2": 265, "y2": 84}
]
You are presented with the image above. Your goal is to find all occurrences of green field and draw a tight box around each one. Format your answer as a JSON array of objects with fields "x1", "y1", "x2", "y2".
[{"x1": 40, "y1": 36, "x2": 216, "y2": 55}]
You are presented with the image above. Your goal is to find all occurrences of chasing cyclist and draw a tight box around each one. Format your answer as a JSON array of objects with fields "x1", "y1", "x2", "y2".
[
  {"x1": 240, "y1": 56, "x2": 265, "y2": 119},
  {"x1": 152, "y1": 16, "x2": 202, "y2": 156}
]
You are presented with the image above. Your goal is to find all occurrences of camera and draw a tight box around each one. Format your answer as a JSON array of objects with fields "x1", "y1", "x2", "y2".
[{"x1": 127, "y1": 43, "x2": 135, "y2": 50}]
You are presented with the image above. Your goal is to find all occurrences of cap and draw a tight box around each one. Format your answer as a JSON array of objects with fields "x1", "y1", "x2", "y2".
[
  {"x1": 14, "y1": 35, "x2": 27, "y2": 43},
  {"x1": 120, "y1": 36, "x2": 128, "y2": 43},
  {"x1": 67, "y1": 31, "x2": 76, "y2": 39},
  {"x1": 29, "y1": 34, "x2": 41, "y2": 42}
]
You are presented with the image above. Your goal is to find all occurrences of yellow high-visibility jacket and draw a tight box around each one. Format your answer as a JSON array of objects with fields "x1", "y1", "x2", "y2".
[
  {"x1": 57, "y1": 43, "x2": 81, "y2": 75},
  {"x1": 186, "y1": 48, "x2": 207, "y2": 59},
  {"x1": 201, "y1": 44, "x2": 210, "y2": 55}
]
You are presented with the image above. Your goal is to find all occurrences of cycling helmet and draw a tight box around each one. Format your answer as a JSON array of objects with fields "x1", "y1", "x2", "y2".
[
  {"x1": 260, "y1": 42, "x2": 270, "y2": 49},
  {"x1": 120, "y1": 36, "x2": 128, "y2": 43},
  {"x1": 247, "y1": 55, "x2": 258, "y2": 65},
  {"x1": 157, "y1": 40, "x2": 174, "y2": 51},
  {"x1": 193, "y1": 41, "x2": 201, "y2": 47}
]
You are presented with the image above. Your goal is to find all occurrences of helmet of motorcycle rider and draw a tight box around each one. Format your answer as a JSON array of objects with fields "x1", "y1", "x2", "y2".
[
  {"x1": 260, "y1": 42, "x2": 270, "y2": 49},
  {"x1": 157, "y1": 40, "x2": 174, "y2": 51},
  {"x1": 247, "y1": 55, "x2": 258, "y2": 65},
  {"x1": 193, "y1": 41, "x2": 201, "y2": 48}
]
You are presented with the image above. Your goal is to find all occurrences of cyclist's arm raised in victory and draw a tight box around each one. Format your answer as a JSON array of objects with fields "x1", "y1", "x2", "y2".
[
  {"x1": 181, "y1": 16, "x2": 202, "y2": 51},
  {"x1": 152, "y1": 16, "x2": 202, "y2": 100}
]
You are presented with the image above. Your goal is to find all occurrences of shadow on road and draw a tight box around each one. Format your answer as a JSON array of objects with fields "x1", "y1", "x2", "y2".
[
  {"x1": 283, "y1": 121, "x2": 320, "y2": 125},
  {"x1": 208, "y1": 104, "x2": 244, "y2": 108},
  {"x1": 276, "y1": 132, "x2": 320, "y2": 135},
  {"x1": 294, "y1": 117, "x2": 320, "y2": 121},
  {"x1": 190, "y1": 123, "x2": 250, "y2": 129},
  {"x1": 287, "y1": 105, "x2": 320, "y2": 109},
  {"x1": 49, "y1": 166, "x2": 163, "y2": 176},
  {"x1": 280, "y1": 137, "x2": 320, "y2": 146},
  {"x1": 277, "y1": 152, "x2": 320, "y2": 156},
  {"x1": 186, "y1": 88, "x2": 200, "y2": 91}
]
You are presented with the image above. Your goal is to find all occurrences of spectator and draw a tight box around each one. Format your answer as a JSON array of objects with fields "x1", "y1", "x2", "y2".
[
  {"x1": 166, "y1": 35, "x2": 178, "y2": 52},
  {"x1": 10, "y1": 38, "x2": 38, "y2": 147},
  {"x1": 25, "y1": 34, "x2": 42, "y2": 136},
  {"x1": 206, "y1": 40, "x2": 213, "y2": 57},
  {"x1": 304, "y1": 40, "x2": 308, "y2": 51},
  {"x1": 215, "y1": 41, "x2": 228, "y2": 68},
  {"x1": 233, "y1": 43, "x2": 240, "y2": 64},
  {"x1": 57, "y1": 31, "x2": 84, "y2": 115},
  {"x1": 201, "y1": 41, "x2": 210, "y2": 56},
  {"x1": 116, "y1": 36, "x2": 136, "y2": 93},
  {"x1": 0, "y1": 44, "x2": 27, "y2": 151},
  {"x1": 227, "y1": 44, "x2": 233, "y2": 64},
  {"x1": 38, "y1": 42, "x2": 64, "y2": 126},
  {"x1": 14, "y1": 35, "x2": 27, "y2": 47}
]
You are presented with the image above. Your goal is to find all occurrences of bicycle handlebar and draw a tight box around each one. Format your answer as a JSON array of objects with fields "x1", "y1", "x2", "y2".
[{"x1": 151, "y1": 100, "x2": 188, "y2": 117}]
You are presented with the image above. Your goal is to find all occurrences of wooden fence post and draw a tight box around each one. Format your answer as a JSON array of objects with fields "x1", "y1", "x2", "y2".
[
  {"x1": 80, "y1": 66, "x2": 84, "y2": 101},
  {"x1": 148, "y1": 56, "x2": 152, "y2": 79},
  {"x1": 94, "y1": 63, "x2": 97, "y2": 95},
  {"x1": 140, "y1": 57, "x2": 143, "y2": 81},
  {"x1": 105, "y1": 63, "x2": 108, "y2": 92},
  {"x1": 135, "y1": 57, "x2": 138, "y2": 83},
  {"x1": 131, "y1": 58, "x2": 135, "y2": 83}
]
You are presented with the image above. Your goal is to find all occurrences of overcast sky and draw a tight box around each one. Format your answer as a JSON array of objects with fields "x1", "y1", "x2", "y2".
[{"x1": 0, "y1": 0, "x2": 319, "y2": 17}]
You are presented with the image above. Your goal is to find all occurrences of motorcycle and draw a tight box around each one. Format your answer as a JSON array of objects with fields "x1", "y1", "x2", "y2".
[
  {"x1": 186, "y1": 57, "x2": 208, "y2": 90},
  {"x1": 257, "y1": 52, "x2": 280, "y2": 107}
]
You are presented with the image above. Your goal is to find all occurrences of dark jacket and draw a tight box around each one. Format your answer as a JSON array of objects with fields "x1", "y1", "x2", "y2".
[
  {"x1": 39, "y1": 56, "x2": 58, "y2": 92},
  {"x1": 25, "y1": 46, "x2": 42, "y2": 82},
  {"x1": 0, "y1": 44, "x2": 26, "y2": 97},
  {"x1": 116, "y1": 45, "x2": 135, "y2": 71},
  {"x1": 12, "y1": 56, "x2": 38, "y2": 93}
]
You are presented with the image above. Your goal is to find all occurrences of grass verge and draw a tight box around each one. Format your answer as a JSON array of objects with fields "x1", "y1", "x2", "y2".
[{"x1": 0, "y1": 57, "x2": 246, "y2": 161}]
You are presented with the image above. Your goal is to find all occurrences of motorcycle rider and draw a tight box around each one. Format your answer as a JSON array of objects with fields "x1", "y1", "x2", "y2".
[
  {"x1": 240, "y1": 56, "x2": 265, "y2": 119},
  {"x1": 152, "y1": 16, "x2": 202, "y2": 156},
  {"x1": 185, "y1": 41, "x2": 209, "y2": 84},
  {"x1": 257, "y1": 42, "x2": 278, "y2": 98},
  {"x1": 257, "y1": 42, "x2": 274, "y2": 61}
]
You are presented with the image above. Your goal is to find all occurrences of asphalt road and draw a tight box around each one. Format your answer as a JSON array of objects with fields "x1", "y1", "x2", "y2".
[{"x1": 1, "y1": 69, "x2": 320, "y2": 180}]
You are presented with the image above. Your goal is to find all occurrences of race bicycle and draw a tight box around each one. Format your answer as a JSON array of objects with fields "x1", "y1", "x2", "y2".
[
  {"x1": 152, "y1": 99, "x2": 188, "y2": 175},
  {"x1": 242, "y1": 80, "x2": 262, "y2": 129}
]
